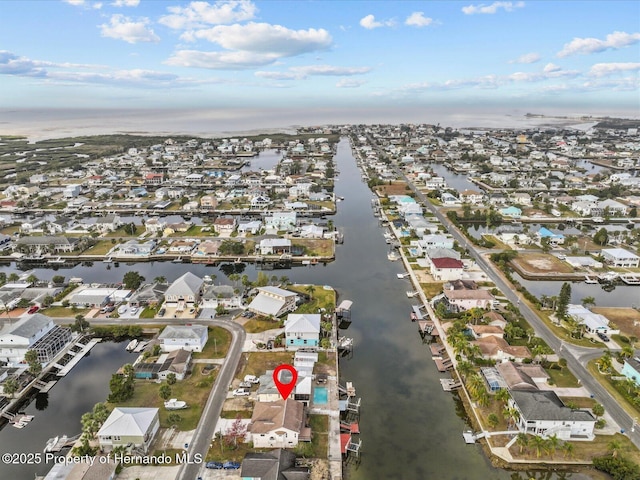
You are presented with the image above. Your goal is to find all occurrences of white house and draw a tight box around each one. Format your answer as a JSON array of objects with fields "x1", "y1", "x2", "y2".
[
  {"x1": 284, "y1": 314, "x2": 321, "y2": 350},
  {"x1": 510, "y1": 390, "x2": 595, "y2": 441},
  {"x1": 249, "y1": 399, "x2": 308, "y2": 449},
  {"x1": 429, "y1": 257, "x2": 465, "y2": 281},
  {"x1": 601, "y1": 248, "x2": 640, "y2": 268},
  {"x1": 0, "y1": 314, "x2": 69, "y2": 365},
  {"x1": 567, "y1": 304, "x2": 614, "y2": 335},
  {"x1": 259, "y1": 238, "x2": 291, "y2": 255},
  {"x1": 248, "y1": 287, "x2": 298, "y2": 317},
  {"x1": 98, "y1": 407, "x2": 160, "y2": 453},
  {"x1": 164, "y1": 272, "x2": 204, "y2": 308},
  {"x1": 158, "y1": 325, "x2": 208, "y2": 352}
]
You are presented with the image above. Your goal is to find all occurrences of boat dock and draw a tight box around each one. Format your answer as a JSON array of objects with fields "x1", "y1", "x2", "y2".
[
  {"x1": 336, "y1": 300, "x2": 353, "y2": 322},
  {"x1": 33, "y1": 379, "x2": 58, "y2": 393},
  {"x1": 434, "y1": 357, "x2": 453, "y2": 372},
  {"x1": 430, "y1": 343, "x2": 446, "y2": 357},
  {"x1": 53, "y1": 338, "x2": 101, "y2": 376},
  {"x1": 44, "y1": 434, "x2": 81, "y2": 453},
  {"x1": 440, "y1": 378, "x2": 462, "y2": 391},
  {"x1": 621, "y1": 274, "x2": 640, "y2": 285},
  {"x1": 584, "y1": 275, "x2": 598, "y2": 284}
]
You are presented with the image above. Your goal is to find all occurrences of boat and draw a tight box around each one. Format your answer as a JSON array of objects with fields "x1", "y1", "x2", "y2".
[
  {"x1": 164, "y1": 399, "x2": 188, "y2": 410},
  {"x1": 387, "y1": 251, "x2": 399, "y2": 261},
  {"x1": 47, "y1": 256, "x2": 66, "y2": 265},
  {"x1": 584, "y1": 275, "x2": 598, "y2": 284},
  {"x1": 125, "y1": 339, "x2": 138, "y2": 351},
  {"x1": 172, "y1": 257, "x2": 183, "y2": 263},
  {"x1": 102, "y1": 257, "x2": 113, "y2": 263}
]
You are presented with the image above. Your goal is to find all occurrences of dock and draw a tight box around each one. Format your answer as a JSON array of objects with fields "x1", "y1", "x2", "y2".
[
  {"x1": 584, "y1": 275, "x2": 598, "y2": 284},
  {"x1": 397, "y1": 272, "x2": 410, "y2": 279},
  {"x1": 434, "y1": 357, "x2": 453, "y2": 372},
  {"x1": 33, "y1": 380, "x2": 57, "y2": 393},
  {"x1": 336, "y1": 300, "x2": 353, "y2": 322},
  {"x1": 440, "y1": 378, "x2": 462, "y2": 391},
  {"x1": 44, "y1": 434, "x2": 81, "y2": 453},
  {"x1": 55, "y1": 338, "x2": 101, "y2": 376},
  {"x1": 430, "y1": 343, "x2": 446, "y2": 357},
  {"x1": 621, "y1": 274, "x2": 640, "y2": 285}
]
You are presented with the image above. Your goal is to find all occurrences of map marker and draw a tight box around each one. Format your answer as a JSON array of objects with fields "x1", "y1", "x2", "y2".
[{"x1": 273, "y1": 364, "x2": 298, "y2": 400}]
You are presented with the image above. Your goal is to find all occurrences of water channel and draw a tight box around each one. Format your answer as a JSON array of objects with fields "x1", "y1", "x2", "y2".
[{"x1": 0, "y1": 138, "x2": 594, "y2": 479}]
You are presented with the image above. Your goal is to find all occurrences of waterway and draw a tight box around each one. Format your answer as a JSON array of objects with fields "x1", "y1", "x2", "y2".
[
  {"x1": 1, "y1": 138, "x2": 594, "y2": 479},
  {"x1": 0, "y1": 342, "x2": 136, "y2": 479}
]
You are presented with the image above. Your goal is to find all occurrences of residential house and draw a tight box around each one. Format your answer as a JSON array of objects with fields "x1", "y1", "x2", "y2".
[
  {"x1": 134, "y1": 348, "x2": 192, "y2": 381},
  {"x1": 115, "y1": 240, "x2": 156, "y2": 256},
  {"x1": 16, "y1": 236, "x2": 77, "y2": 254},
  {"x1": 438, "y1": 288, "x2": 494, "y2": 313},
  {"x1": 601, "y1": 248, "x2": 639, "y2": 268},
  {"x1": 201, "y1": 285, "x2": 243, "y2": 310},
  {"x1": 200, "y1": 195, "x2": 218, "y2": 209},
  {"x1": 158, "y1": 325, "x2": 208, "y2": 352},
  {"x1": 469, "y1": 324, "x2": 504, "y2": 340},
  {"x1": 417, "y1": 234, "x2": 454, "y2": 253},
  {"x1": 499, "y1": 206, "x2": 522, "y2": 218},
  {"x1": 472, "y1": 336, "x2": 531, "y2": 363},
  {"x1": 459, "y1": 189, "x2": 484, "y2": 204},
  {"x1": 97, "y1": 407, "x2": 160, "y2": 453},
  {"x1": 0, "y1": 313, "x2": 71, "y2": 365},
  {"x1": 248, "y1": 287, "x2": 298, "y2": 317},
  {"x1": 127, "y1": 283, "x2": 167, "y2": 307},
  {"x1": 213, "y1": 216, "x2": 236, "y2": 234},
  {"x1": 249, "y1": 399, "x2": 309, "y2": 449},
  {"x1": 164, "y1": 272, "x2": 204, "y2": 308},
  {"x1": 511, "y1": 192, "x2": 532, "y2": 206},
  {"x1": 284, "y1": 314, "x2": 321, "y2": 350},
  {"x1": 144, "y1": 218, "x2": 166, "y2": 235},
  {"x1": 537, "y1": 227, "x2": 565, "y2": 245},
  {"x1": 621, "y1": 356, "x2": 640, "y2": 386},
  {"x1": 240, "y1": 449, "x2": 309, "y2": 480},
  {"x1": 429, "y1": 257, "x2": 465, "y2": 281},
  {"x1": 265, "y1": 212, "x2": 297, "y2": 231},
  {"x1": 259, "y1": 238, "x2": 292, "y2": 255},
  {"x1": 495, "y1": 362, "x2": 545, "y2": 391},
  {"x1": 567, "y1": 304, "x2": 614, "y2": 335},
  {"x1": 509, "y1": 390, "x2": 595, "y2": 440},
  {"x1": 238, "y1": 220, "x2": 263, "y2": 235}
]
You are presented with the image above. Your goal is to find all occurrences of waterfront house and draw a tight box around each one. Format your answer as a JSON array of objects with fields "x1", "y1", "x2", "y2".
[
  {"x1": 265, "y1": 212, "x2": 297, "y2": 231},
  {"x1": 495, "y1": 361, "x2": 548, "y2": 391},
  {"x1": 284, "y1": 314, "x2": 321, "y2": 350},
  {"x1": 249, "y1": 399, "x2": 309, "y2": 449},
  {"x1": 213, "y1": 216, "x2": 237, "y2": 234},
  {"x1": 469, "y1": 324, "x2": 504, "y2": 340},
  {"x1": 601, "y1": 248, "x2": 640, "y2": 268},
  {"x1": 429, "y1": 257, "x2": 465, "y2": 281},
  {"x1": 134, "y1": 348, "x2": 192, "y2": 380},
  {"x1": 472, "y1": 336, "x2": 531, "y2": 363},
  {"x1": 437, "y1": 288, "x2": 494, "y2": 313},
  {"x1": 459, "y1": 189, "x2": 484, "y2": 204},
  {"x1": 248, "y1": 287, "x2": 298, "y2": 317},
  {"x1": 164, "y1": 272, "x2": 204, "y2": 308},
  {"x1": 70, "y1": 287, "x2": 131, "y2": 308},
  {"x1": 259, "y1": 238, "x2": 292, "y2": 255},
  {"x1": 98, "y1": 407, "x2": 160, "y2": 453},
  {"x1": 144, "y1": 218, "x2": 166, "y2": 235},
  {"x1": 158, "y1": 325, "x2": 208, "y2": 352},
  {"x1": 417, "y1": 234, "x2": 454, "y2": 253},
  {"x1": 0, "y1": 313, "x2": 71, "y2": 365},
  {"x1": 16, "y1": 236, "x2": 77, "y2": 254},
  {"x1": 567, "y1": 304, "x2": 615, "y2": 335},
  {"x1": 240, "y1": 449, "x2": 309, "y2": 480},
  {"x1": 202, "y1": 284, "x2": 243, "y2": 310},
  {"x1": 200, "y1": 195, "x2": 218, "y2": 209},
  {"x1": 94, "y1": 214, "x2": 122, "y2": 233},
  {"x1": 238, "y1": 220, "x2": 263, "y2": 235},
  {"x1": 509, "y1": 390, "x2": 595, "y2": 440},
  {"x1": 499, "y1": 206, "x2": 522, "y2": 218},
  {"x1": 536, "y1": 227, "x2": 565, "y2": 245},
  {"x1": 127, "y1": 282, "x2": 167, "y2": 307}
]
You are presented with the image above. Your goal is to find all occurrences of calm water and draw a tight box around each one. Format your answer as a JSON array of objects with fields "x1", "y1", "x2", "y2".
[
  {"x1": 1, "y1": 138, "x2": 593, "y2": 479},
  {"x1": 0, "y1": 342, "x2": 136, "y2": 478}
]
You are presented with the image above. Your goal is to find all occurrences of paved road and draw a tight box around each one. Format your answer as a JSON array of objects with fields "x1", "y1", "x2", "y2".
[
  {"x1": 177, "y1": 319, "x2": 246, "y2": 480},
  {"x1": 393, "y1": 165, "x2": 640, "y2": 448}
]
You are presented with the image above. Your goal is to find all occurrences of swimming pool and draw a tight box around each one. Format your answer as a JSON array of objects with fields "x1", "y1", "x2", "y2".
[{"x1": 313, "y1": 386, "x2": 328, "y2": 405}]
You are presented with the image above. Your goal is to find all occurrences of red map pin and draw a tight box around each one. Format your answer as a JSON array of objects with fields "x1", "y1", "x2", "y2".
[{"x1": 273, "y1": 364, "x2": 298, "y2": 400}]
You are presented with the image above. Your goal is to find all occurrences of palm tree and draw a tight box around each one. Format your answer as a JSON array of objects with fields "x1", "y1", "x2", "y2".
[
  {"x1": 530, "y1": 435, "x2": 548, "y2": 458},
  {"x1": 305, "y1": 284, "x2": 316, "y2": 300},
  {"x1": 456, "y1": 360, "x2": 473, "y2": 382},
  {"x1": 503, "y1": 406, "x2": 520, "y2": 429},
  {"x1": 561, "y1": 441, "x2": 575, "y2": 459},
  {"x1": 620, "y1": 345, "x2": 634, "y2": 360},
  {"x1": 547, "y1": 434, "x2": 561, "y2": 459},
  {"x1": 8, "y1": 273, "x2": 19, "y2": 283},
  {"x1": 515, "y1": 433, "x2": 529, "y2": 454},
  {"x1": 581, "y1": 296, "x2": 596, "y2": 308},
  {"x1": 596, "y1": 350, "x2": 613, "y2": 374},
  {"x1": 607, "y1": 439, "x2": 622, "y2": 458},
  {"x1": 153, "y1": 276, "x2": 167, "y2": 284},
  {"x1": 495, "y1": 388, "x2": 510, "y2": 405}
]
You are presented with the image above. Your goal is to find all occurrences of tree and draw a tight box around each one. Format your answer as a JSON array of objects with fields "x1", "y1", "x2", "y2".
[
  {"x1": 42, "y1": 295, "x2": 54, "y2": 307},
  {"x1": 51, "y1": 275, "x2": 65, "y2": 285},
  {"x1": 167, "y1": 413, "x2": 182, "y2": 426},
  {"x1": 153, "y1": 276, "x2": 167, "y2": 284},
  {"x1": 159, "y1": 384, "x2": 172, "y2": 400},
  {"x1": 530, "y1": 435, "x2": 548, "y2": 458},
  {"x1": 224, "y1": 414, "x2": 247, "y2": 448},
  {"x1": 123, "y1": 271, "x2": 145, "y2": 290},
  {"x1": 108, "y1": 370, "x2": 134, "y2": 403},
  {"x1": 581, "y1": 296, "x2": 596, "y2": 308},
  {"x1": 596, "y1": 350, "x2": 613, "y2": 374},
  {"x1": 72, "y1": 315, "x2": 90, "y2": 333},
  {"x1": 81, "y1": 402, "x2": 110, "y2": 439},
  {"x1": 2, "y1": 377, "x2": 18, "y2": 397},
  {"x1": 562, "y1": 442, "x2": 575, "y2": 459},
  {"x1": 515, "y1": 432, "x2": 529, "y2": 454},
  {"x1": 26, "y1": 274, "x2": 39, "y2": 285},
  {"x1": 540, "y1": 237, "x2": 552, "y2": 253},
  {"x1": 556, "y1": 282, "x2": 571, "y2": 320},
  {"x1": 487, "y1": 413, "x2": 499, "y2": 429},
  {"x1": 592, "y1": 403, "x2": 605, "y2": 418},
  {"x1": 593, "y1": 227, "x2": 609, "y2": 246},
  {"x1": 305, "y1": 284, "x2": 316, "y2": 300},
  {"x1": 8, "y1": 273, "x2": 19, "y2": 283},
  {"x1": 25, "y1": 349, "x2": 42, "y2": 376},
  {"x1": 166, "y1": 373, "x2": 177, "y2": 385}
]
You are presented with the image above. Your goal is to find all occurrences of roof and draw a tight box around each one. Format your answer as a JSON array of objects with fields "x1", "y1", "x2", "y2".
[
  {"x1": 241, "y1": 450, "x2": 301, "y2": 480},
  {"x1": 285, "y1": 314, "x2": 320, "y2": 334},
  {"x1": 165, "y1": 272, "x2": 203, "y2": 297},
  {"x1": 496, "y1": 362, "x2": 539, "y2": 391},
  {"x1": 159, "y1": 325, "x2": 207, "y2": 341},
  {"x1": 511, "y1": 390, "x2": 595, "y2": 423},
  {"x1": 249, "y1": 399, "x2": 304, "y2": 435},
  {"x1": 444, "y1": 289, "x2": 493, "y2": 300},
  {"x1": 98, "y1": 407, "x2": 158, "y2": 437},
  {"x1": 2, "y1": 313, "x2": 52, "y2": 339},
  {"x1": 431, "y1": 257, "x2": 464, "y2": 269},
  {"x1": 249, "y1": 293, "x2": 287, "y2": 316},
  {"x1": 473, "y1": 336, "x2": 531, "y2": 359},
  {"x1": 601, "y1": 248, "x2": 639, "y2": 260}
]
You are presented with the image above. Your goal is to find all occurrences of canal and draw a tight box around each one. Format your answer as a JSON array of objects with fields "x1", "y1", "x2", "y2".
[{"x1": 0, "y1": 138, "x2": 592, "y2": 479}]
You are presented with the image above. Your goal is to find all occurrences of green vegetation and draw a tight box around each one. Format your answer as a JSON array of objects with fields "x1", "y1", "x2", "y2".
[{"x1": 192, "y1": 327, "x2": 232, "y2": 359}]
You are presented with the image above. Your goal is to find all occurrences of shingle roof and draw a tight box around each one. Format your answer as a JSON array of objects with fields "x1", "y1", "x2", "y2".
[
  {"x1": 249, "y1": 399, "x2": 304, "y2": 435},
  {"x1": 511, "y1": 390, "x2": 595, "y2": 422},
  {"x1": 165, "y1": 272, "x2": 203, "y2": 297},
  {"x1": 98, "y1": 407, "x2": 158, "y2": 437},
  {"x1": 3, "y1": 313, "x2": 52, "y2": 339}
]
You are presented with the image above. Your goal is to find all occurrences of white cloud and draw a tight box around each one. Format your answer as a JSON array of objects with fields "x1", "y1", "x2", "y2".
[
  {"x1": 159, "y1": 1, "x2": 257, "y2": 30},
  {"x1": 186, "y1": 22, "x2": 332, "y2": 56},
  {"x1": 112, "y1": 0, "x2": 140, "y2": 6},
  {"x1": 100, "y1": 15, "x2": 160, "y2": 43},
  {"x1": 405, "y1": 12, "x2": 433, "y2": 27},
  {"x1": 509, "y1": 52, "x2": 540, "y2": 64},
  {"x1": 542, "y1": 63, "x2": 561, "y2": 73},
  {"x1": 462, "y1": 1, "x2": 525, "y2": 15},
  {"x1": 64, "y1": 0, "x2": 86, "y2": 5},
  {"x1": 557, "y1": 31, "x2": 640, "y2": 57},
  {"x1": 254, "y1": 71, "x2": 300, "y2": 80},
  {"x1": 589, "y1": 62, "x2": 640, "y2": 77},
  {"x1": 291, "y1": 65, "x2": 371, "y2": 76},
  {"x1": 359, "y1": 14, "x2": 395, "y2": 30},
  {"x1": 336, "y1": 79, "x2": 365, "y2": 88},
  {"x1": 166, "y1": 49, "x2": 280, "y2": 69},
  {"x1": 508, "y1": 63, "x2": 578, "y2": 82},
  {"x1": 93, "y1": 2, "x2": 103, "y2": 8}
]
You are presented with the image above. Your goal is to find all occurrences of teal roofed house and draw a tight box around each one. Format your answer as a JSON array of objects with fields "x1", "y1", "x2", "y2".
[
  {"x1": 537, "y1": 227, "x2": 565, "y2": 245},
  {"x1": 622, "y1": 356, "x2": 640, "y2": 386},
  {"x1": 499, "y1": 206, "x2": 522, "y2": 218}
]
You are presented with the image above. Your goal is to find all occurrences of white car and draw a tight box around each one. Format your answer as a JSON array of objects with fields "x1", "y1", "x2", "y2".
[
  {"x1": 117, "y1": 305, "x2": 127, "y2": 315},
  {"x1": 129, "y1": 306, "x2": 139, "y2": 314},
  {"x1": 243, "y1": 375, "x2": 260, "y2": 384},
  {"x1": 232, "y1": 388, "x2": 250, "y2": 397}
]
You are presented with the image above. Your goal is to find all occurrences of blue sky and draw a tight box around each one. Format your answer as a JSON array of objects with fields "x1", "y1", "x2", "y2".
[{"x1": 1, "y1": 0, "x2": 639, "y2": 116}]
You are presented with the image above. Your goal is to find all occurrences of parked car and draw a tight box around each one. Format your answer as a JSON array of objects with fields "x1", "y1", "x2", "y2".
[
  {"x1": 158, "y1": 308, "x2": 166, "y2": 316},
  {"x1": 243, "y1": 375, "x2": 260, "y2": 384},
  {"x1": 238, "y1": 381, "x2": 252, "y2": 388},
  {"x1": 129, "y1": 306, "x2": 139, "y2": 314},
  {"x1": 597, "y1": 332, "x2": 610, "y2": 342},
  {"x1": 106, "y1": 306, "x2": 116, "y2": 313},
  {"x1": 222, "y1": 461, "x2": 240, "y2": 470},
  {"x1": 205, "y1": 461, "x2": 223, "y2": 469},
  {"x1": 27, "y1": 306, "x2": 39, "y2": 314},
  {"x1": 232, "y1": 388, "x2": 250, "y2": 397}
]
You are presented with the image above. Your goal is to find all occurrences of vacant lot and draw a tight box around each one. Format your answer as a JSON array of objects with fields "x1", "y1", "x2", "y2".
[
  {"x1": 593, "y1": 307, "x2": 640, "y2": 338},
  {"x1": 374, "y1": 181, "x2": 411, "y2": 196},
  {"x1": 511, "y1": 252, "x2": 575, "y2": 274}
]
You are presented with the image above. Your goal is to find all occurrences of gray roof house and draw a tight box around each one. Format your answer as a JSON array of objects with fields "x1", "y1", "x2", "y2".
[
  {"x1": 164, "y1": 272, "x2": 204, "y2": 304},
  {"x1": 241, "y1": 449, "x2": 309, "y2": 480},
  {"x1": 510, "y1": 390, "x2": 595, "y2": 440},
  {"x1": 97, "y1": 407, "x2": 160, "y2": 453},
  {"x1": 158, "y1": 325, "x2": 208, "y2": 352},
  {"x1": 128, "y1": 282, "x2": 168, "y2": 306}
]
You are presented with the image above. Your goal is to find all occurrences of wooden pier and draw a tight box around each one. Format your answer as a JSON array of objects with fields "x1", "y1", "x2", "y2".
[
  {"x1": 55, "y1": 338, "x2": 101, "y2": 376},
  {"x1": 434, "y1": 357, "x2": 453, "y2": 372},
  {"x1": 440, "y1": 378, "x2": 462, "y2": 391}
]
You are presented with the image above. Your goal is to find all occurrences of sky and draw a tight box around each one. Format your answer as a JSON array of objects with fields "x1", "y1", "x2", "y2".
[{"x1": 0, "y1": 0, "x2": 639, "y2": 122}]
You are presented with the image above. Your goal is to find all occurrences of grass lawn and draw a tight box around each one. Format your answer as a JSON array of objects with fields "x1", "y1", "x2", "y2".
[
  {"x1": 593, "y1": 307, "x2": 640, "y2": 340},
  {"x1": 545, "y1": 366, "x2": 581, "y2": 388},
  {"x1": 105, "y1": 225, "x2": 144, "y2": 237},
  {"x1": 43, "y1": 306, "x2": 86, "y2": 317},
  {"x1": 511, "y1": 252, "x2": 575, "y2": 274},
  {"x1": 140, "y1": 306, "x2": 159, "y2": 319},
  {"x1": 240, "y1": 352, "x2": 295, "y2": 378},
  {"x1": 243, "y1": 317, "x2": 283, "y2": 334},
  {"x1": 192, "y1": 327, "x2": 232, "y2": 359},
  {"x1": 292, "y1": 239, "x2": 334, "y2": 257},
  {"x1": 289, "y1": 284, "x2": 336, "y2": 314},
  {"x1": 109, "y1": 363, "x2": 216, "y2": 431},
  {"x1": 82, "y1": 240, "x2": 115, "y2": 255},
  {"x1": 559, "y1": 396, "x2": 597, "y2": 409},
  {"x1": 587, "y1": 360, "x2": 640, "y2": 418},
  {"x1": 0, "y1": 225, "x2": 20, "y2": 235},
  {"x1": 420, "y1": 282, "x2": 444, "y2": 299},
  {"x1": 295, "y1": 414, "x2": 329, "y2": 458}
]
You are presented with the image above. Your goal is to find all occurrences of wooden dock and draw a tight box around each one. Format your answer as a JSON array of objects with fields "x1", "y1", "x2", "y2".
[
  {"x1": 434, "y1": 357, "x2": 453, "y2": 372},
  {"x1": 430, "y1": 343, "x2": 446, "y2": 357},
  {"x1": 55, "y1": 338, "x2": 101, "y2": 376}
]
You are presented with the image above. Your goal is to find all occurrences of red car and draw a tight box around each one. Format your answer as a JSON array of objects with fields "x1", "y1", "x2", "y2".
[{"x1": 27, "y1": 306, "x2": 39, "y2": 314}]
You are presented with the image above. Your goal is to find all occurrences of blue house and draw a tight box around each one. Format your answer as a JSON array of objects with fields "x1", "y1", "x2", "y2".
[
  {"x1": 537, "y1": 227, "x2": 565, "y2": 245},
  {"x1": 621, "y1": 357, "x2": 640, "y2": 386},
  {"x1": 284, "y1": 314, "x2": 321, "y2": 350},
  {"x1": 499, "y1": 206, "x2": 522, "y2": 218}
]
